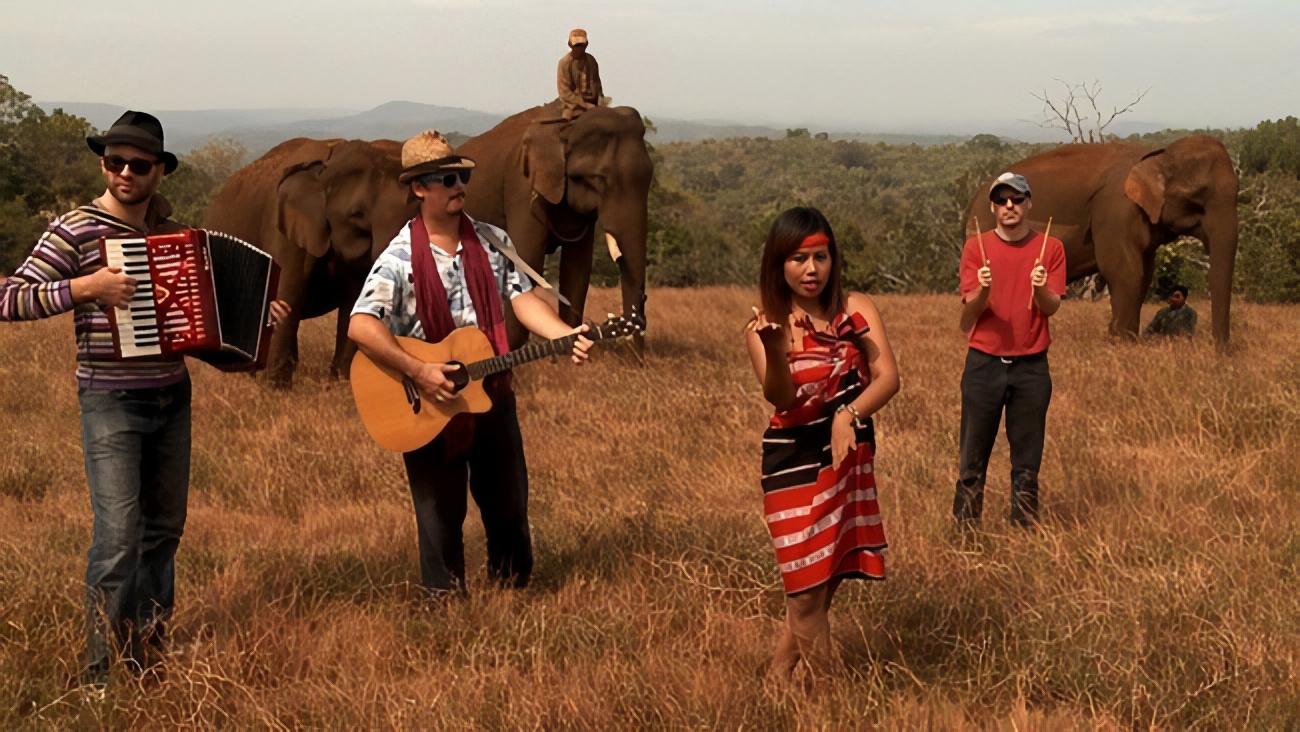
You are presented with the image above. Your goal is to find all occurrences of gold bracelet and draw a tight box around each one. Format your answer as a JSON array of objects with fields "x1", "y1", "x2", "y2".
[{"x1": 836, "y1": 403, "x2": 861, "y2": 421}]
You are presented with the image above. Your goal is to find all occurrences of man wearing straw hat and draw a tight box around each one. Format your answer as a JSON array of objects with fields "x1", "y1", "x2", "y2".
[
  {"x1": 953, "y1": 172, "x2": 1066, "y2": 527},
  {"x1": 348, "y1": 131, "x2": 593, "y2": 594},
  {"x1": 557, "y1": 28, "x2": 604, "y2": 120}
]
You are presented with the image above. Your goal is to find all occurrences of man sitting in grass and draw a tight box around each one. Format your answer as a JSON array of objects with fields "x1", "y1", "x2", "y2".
[{"x1": 1144, "y1": 285, "x2": 1198, "y2": 338}]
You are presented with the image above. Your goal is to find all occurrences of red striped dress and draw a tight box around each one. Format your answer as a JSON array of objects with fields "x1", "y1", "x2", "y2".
[{"x1": 761, "y1": 311, "x2": 887, "y2": 595}]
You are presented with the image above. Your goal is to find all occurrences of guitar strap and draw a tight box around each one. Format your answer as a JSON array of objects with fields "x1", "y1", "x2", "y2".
[{"x1": 475, "y1": 225, "x2": 572, "y2": 308}]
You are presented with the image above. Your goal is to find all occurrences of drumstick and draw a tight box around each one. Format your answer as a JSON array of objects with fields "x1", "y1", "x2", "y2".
[
  {"x1": 1028, "y1": 216, "x2": 1053, "y2": 310},
  {"x1": 972, "y1": 216, "x2": 988, "y2": 265}
]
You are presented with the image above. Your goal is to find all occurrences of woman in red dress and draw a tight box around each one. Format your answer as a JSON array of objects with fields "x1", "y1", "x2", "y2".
[{"x1": 745, "y1": 207, "x2": 900, "y2": 680}]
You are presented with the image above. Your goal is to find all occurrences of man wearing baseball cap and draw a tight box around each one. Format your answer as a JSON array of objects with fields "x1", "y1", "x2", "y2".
[
  {"x1": 349, "y1": 130, "x2": 593, "y2": 594},
  {"x1": 557, "y1": 28, "x2": 604, "y2": 120},
  {"x1": 952, "y1": 172, "x2": 1067, "y2": 527}
]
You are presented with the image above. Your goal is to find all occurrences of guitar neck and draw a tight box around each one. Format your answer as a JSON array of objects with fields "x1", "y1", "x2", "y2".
[{"x1": 465, "y1": 329, "x2": 604, "y2": 380}]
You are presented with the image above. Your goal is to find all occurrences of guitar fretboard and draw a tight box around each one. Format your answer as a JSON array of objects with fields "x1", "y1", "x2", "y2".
[{"x1": 465, "y1": 331, "x2": 596, "y2": 380}]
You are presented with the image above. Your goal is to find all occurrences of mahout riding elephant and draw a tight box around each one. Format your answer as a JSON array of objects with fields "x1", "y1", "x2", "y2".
[
  {"x1": 204, "y1": 138, "x2": 415, "y2": 386},
  {"x1": 966, "y1": 134, "x2": 1238, "y2": 345},
  {"x1": 458, "y1": 100, "x2": 653, "y2": 348}
]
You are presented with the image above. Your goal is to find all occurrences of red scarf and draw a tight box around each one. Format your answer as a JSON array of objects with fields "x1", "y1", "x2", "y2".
[{"x1": 408, "y1": 214, "x2": 509, "y2": 355}]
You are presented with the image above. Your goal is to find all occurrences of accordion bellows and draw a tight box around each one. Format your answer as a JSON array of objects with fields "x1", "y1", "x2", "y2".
[{"x1": 98, "y1": 229, "x2": 281, "y2": 371}]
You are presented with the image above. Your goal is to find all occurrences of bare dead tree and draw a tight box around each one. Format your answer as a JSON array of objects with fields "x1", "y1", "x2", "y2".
[{"x1": 1028, "y1": 79, "x2": 1150, "y2": 143}]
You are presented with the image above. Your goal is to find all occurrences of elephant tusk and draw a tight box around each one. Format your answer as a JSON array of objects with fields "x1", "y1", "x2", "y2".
[{"x1": 605, "y1": 232, "x2": 623, "y2": 263}]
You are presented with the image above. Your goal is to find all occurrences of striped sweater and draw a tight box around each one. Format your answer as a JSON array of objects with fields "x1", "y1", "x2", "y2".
[{"x1": 0, "y1": 200, "x2": 188, "y2": 390}]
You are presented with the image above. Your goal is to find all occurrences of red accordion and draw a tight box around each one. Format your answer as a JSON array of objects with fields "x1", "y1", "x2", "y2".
[{"x1": 98, "y1": 229, "x2": 281, "y2": 371}]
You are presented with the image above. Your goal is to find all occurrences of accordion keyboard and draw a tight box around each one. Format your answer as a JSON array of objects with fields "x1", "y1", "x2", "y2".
[{"x1": 102, "y1": 237, "x2": 162, "y2": 357}]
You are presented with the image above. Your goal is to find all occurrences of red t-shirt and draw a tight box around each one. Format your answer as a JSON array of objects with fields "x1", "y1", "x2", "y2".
[{"x1": 960, "y1": 230, "x2": 1067, "y2": 356}]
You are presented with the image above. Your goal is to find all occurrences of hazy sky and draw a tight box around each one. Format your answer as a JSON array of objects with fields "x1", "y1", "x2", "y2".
[{"x1": 3, "y1": 0, "x2": 1297, "y2": 136}]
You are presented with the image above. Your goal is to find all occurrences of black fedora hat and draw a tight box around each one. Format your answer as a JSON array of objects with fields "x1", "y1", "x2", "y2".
[{"x1": 86, "y1": 110, "x2": 179, "y2": 175}]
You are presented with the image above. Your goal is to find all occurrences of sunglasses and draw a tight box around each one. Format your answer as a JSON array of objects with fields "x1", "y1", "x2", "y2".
[
  {"x1": 417, "y1": 169, "x2": 472, "y2": 188},
  {"x1": 993, "y1": 193, "x2": 1028, "y2": 206},
  {"x1": 102, "y1": 155, "x2": 160, "y2": 175}
]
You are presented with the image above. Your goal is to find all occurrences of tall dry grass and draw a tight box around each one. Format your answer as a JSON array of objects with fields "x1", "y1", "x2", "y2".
[{"x1": 0, "y1": 288, "x2": 1296, "y2": 729}]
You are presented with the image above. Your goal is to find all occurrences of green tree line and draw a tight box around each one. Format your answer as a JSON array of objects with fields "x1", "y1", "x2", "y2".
[{"x1": 3, "y1": 75, "x2": 1297, "y2": 302}]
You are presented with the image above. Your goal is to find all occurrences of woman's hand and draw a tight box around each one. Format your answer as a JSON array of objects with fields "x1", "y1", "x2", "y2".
[
  {"x1": 831, "y1": 408, "x2": 857, "y2": 470},
  {"x1": 749, "y1": 306, "x2": 784, "y2": 350}
]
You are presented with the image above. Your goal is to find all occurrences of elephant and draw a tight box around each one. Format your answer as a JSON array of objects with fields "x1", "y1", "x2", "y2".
[
  {"x1": 458, "y1": 100, "x2": 653, "y2": 348},
  {"x1": 203, "y1": 137, "x2": 416, "y2": 387},
  {"x1": 965, "y1": 134, "x2": 1238, "y2": 345}
]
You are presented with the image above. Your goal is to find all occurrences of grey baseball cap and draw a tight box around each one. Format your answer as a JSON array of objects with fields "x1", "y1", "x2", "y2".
[{"x1": 988, "y1": 172, "x2": 1031, "y2": 200}]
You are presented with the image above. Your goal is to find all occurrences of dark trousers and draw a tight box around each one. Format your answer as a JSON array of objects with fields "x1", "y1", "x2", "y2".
[
  {"x1": 401, "y1": 390, "x2": 532, "y2": 592},
  {"x1": 77, "y1": 378, "x2": 191, "y2": 671},
  {"x1": 953, "y1": 349, "x2": 1052, "y2": 525}
]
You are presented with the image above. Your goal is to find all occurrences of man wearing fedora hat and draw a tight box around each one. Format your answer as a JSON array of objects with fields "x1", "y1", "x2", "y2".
[
  {"x1": 349, "y1": 130, "x2": 593, "y2": 594},
  {"x1": 952, "y1": 172, "x2": 1066, "y2": 528},
  {"x1": 558, "y1": 28, "x2": 604, "y2": 120},
  {"x1": 1, "y1": 110, "x2": 286, "y2": 688}
]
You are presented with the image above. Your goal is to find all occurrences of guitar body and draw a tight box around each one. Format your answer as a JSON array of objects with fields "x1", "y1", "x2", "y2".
[
  {"x1": 350, "y1": 308, "x2": 643, "y2": 452},
  {"x1": 350, "y1": 328, "x2": 496, "y2": 452}
]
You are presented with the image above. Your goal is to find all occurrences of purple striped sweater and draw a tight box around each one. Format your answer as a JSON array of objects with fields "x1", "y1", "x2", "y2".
[{"x1": 0, "y1": 200, "x2": 189, "y2": 390}]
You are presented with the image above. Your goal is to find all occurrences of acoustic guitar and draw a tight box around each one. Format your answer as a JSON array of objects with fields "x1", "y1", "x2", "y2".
[{"x1": 350, "y1": 310, "x2": 644, "y2": 452}]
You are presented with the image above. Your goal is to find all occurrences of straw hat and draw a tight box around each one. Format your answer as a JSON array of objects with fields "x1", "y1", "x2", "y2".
[{"x1": 398, "y1": 130, "x2": 476, "y2": 184}]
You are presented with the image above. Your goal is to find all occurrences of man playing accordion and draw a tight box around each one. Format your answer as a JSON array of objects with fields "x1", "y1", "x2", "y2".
[{"x1": 0, "y1": 110, "x2": 288, "y2": 693}]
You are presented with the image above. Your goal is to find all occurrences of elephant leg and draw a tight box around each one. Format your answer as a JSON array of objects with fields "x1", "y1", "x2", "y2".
[
  {"x1": 557, "y1": 233, "x2": 594, "y2": 327},
  {"x1": 1094, "y1": 220, "x2": 1152, "y2": 340},
  {"x1": 330, "y1": 308, "x2": 356, "y2": 381},
  {"x1": 266, "y1": 257, "x2": 315, "y2": 389},
  {"x1": 329, "y1": 276, "x2": 365, "y2": 381},
  {"x1": 505, "y1": 218, "x2": 550, "y2": 350}
]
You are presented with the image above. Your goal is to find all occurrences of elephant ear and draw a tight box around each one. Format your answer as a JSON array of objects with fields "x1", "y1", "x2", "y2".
[
  {"x1": 277, "y1": 160, "x2": 330, "y2": 258},
  {"x1": 1125, "y1": 150, "x2": 1167, "y2": 225},
  {"x1": 521, "y1": 123, "x2": 566, "y2": 205}
]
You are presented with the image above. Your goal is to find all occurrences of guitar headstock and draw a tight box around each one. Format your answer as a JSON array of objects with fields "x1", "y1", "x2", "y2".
[{"x1": 589, "y1": 307, "x2": 646, "y2": 341}]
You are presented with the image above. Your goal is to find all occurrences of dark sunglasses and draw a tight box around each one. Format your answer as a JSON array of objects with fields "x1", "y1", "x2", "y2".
[
  {"x1": 417, "y1": 169, "x2": 472, "y2": 188},
  {"x1": 993, "y1": 193, "x2": 1028, "y2": 206},
  {"x1": 102, "y1": 155, "x2": 159, "y2": 175}
]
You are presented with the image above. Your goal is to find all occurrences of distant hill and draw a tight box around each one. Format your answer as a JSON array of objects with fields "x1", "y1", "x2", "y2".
[
  {"x1": 286, "y1": 101, "x2": 501, "y2": 137},
  {"x1": 647, "y1": 119, "x2": 786, "y2": 142},
  {"x1": 207, "y1": 101, "x2": 508, "y2": 154},
  {"x1": 829, "y1": 131, "x2": 969, "y2": 146},
  {"x1": 37, "y1": 100, "x2": 498, "y2": 154},
  {"x1": 38, "y1": 102, "x2": 360, "y2": 151},
  {"x1": 40, "y1": 99, "x2": 1165, "y2": 155}
]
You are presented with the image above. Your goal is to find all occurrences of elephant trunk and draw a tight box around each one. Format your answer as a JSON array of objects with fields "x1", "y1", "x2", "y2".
[{"x1": 1205, "y1": 197, "x2": 1238, "y2": 348}]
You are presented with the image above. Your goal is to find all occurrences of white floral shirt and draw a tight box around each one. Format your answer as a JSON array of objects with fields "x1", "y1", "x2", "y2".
[{"x1": 351, "y1": 217, "x2": 532, "y2": 339}]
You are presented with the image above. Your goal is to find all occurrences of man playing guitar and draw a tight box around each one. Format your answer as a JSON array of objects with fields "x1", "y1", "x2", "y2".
[{"x1": 348, "y1": 130, "x2": 592, "y2": 595}]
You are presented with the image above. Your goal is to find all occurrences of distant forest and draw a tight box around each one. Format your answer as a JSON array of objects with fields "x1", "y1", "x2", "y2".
[{"x1": 4, "y1": 75, "x2": 1299, "y2": 302}]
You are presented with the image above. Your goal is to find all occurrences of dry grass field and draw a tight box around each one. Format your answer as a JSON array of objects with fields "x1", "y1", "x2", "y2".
[{"x1": 0, "y1": 288, "x2": 1296, "y2": 729}]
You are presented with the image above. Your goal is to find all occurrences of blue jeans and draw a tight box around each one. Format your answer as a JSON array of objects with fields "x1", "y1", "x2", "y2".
[{"x1": 77, "y1": 377, "x2": 191, "y2": 670}]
